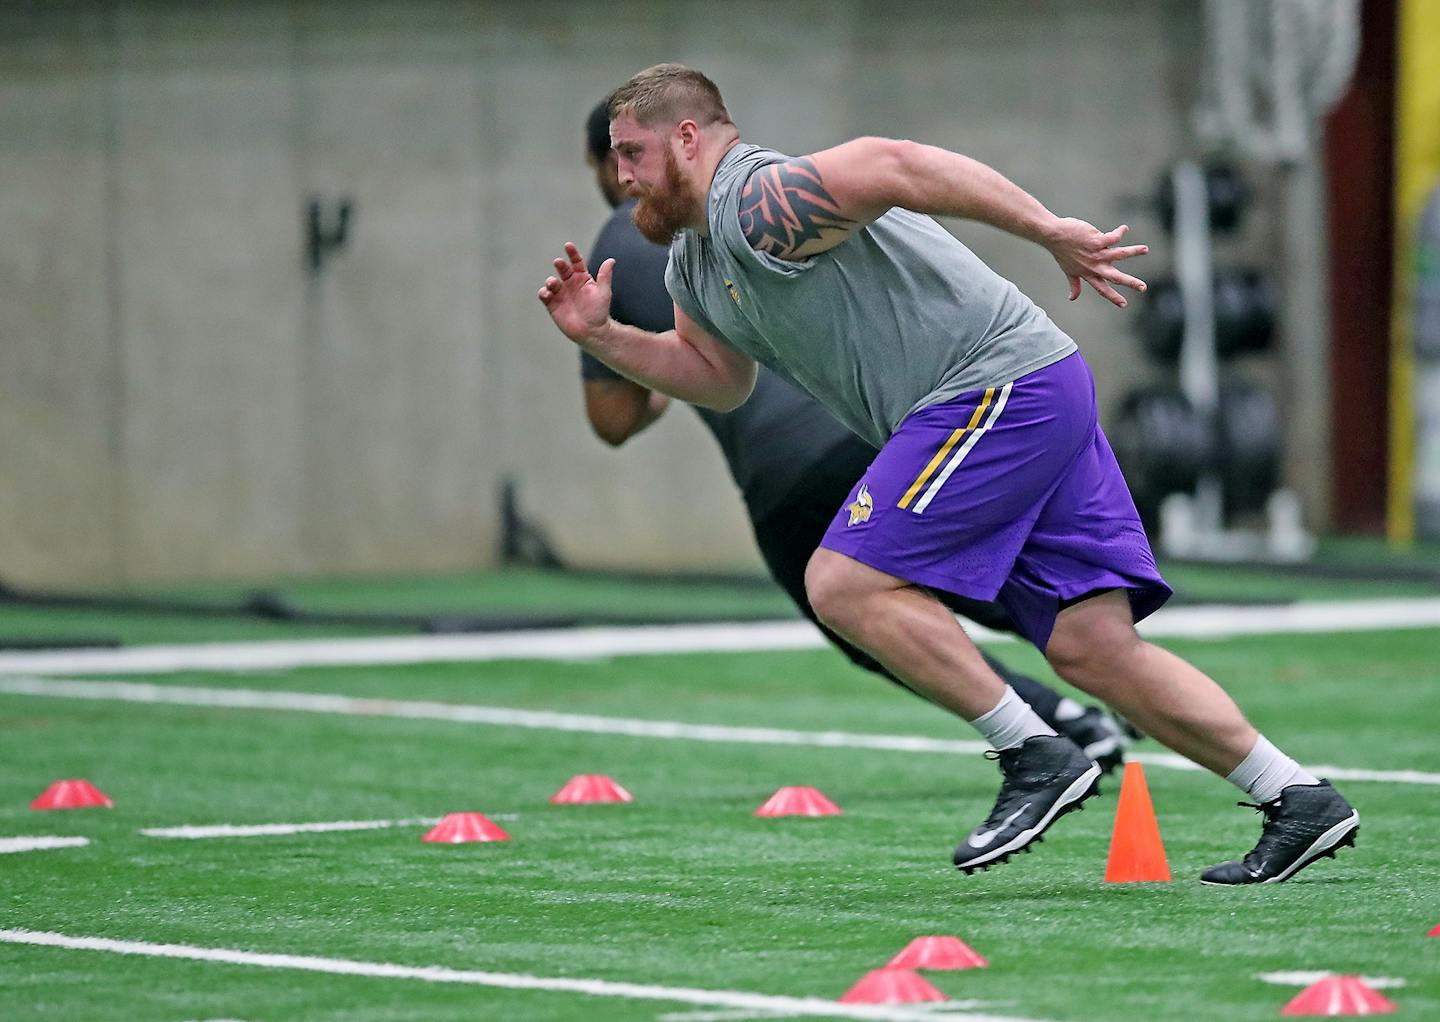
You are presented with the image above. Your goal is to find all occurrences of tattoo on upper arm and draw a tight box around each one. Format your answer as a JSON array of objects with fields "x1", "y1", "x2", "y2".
[{"x1": 739, "y1": 158, "x2": 857, "y2": 259}]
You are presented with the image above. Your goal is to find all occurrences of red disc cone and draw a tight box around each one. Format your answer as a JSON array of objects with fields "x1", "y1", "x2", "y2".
[
  {"x1": 1104, "y1": 762, "x2": 1171, "y2": 882},
  {"x1": 1281, "y1": 976, "x2": 1397, "y2": 1016},
  {"x1": 1428, "y1": 922, "x2": 1440, "y2": 937},
  {"x1": 31, "y1": 779, "x2": 113, "y2": 811},
  {"x1": 754, "y1": 786, "x2": 841, "y2": 817},
  {"x1": 422, "y1": 812, "x2": 510, "y2": 844},
  {"x1": 887, "y1": 935, "x2": 988, "y2": 970},
  {"x1": 839, "y1": 967, "x2": 947, "y2": 1004},
  {"x1": 550, "y1": 774, "x2": 634, "y2": 804}
]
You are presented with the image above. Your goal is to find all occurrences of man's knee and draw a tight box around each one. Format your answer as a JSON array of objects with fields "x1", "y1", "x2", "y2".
[
  {"x1": 1044, "y1": 598, "x2": 1142, "y2": 689},
  {"x1": 804, "y1": 549, "x2": 866, "y2": 632}
]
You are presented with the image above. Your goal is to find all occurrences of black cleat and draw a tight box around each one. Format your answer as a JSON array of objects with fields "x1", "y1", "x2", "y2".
[
  {"x1": 1200, "y1": 780, "x2": 1359, "y2": 885},
  {"x1": 1054, "y1": 706, "x2": 1132, "y2": 776},
  {"x1": 953, "y1": 735, "x2": 1102, "y2": 875}
]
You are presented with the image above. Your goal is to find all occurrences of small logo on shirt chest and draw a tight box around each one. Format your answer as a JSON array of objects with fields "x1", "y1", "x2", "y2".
[{"x1": 725, "y1": 279, "x2": 742, "y2": 306}]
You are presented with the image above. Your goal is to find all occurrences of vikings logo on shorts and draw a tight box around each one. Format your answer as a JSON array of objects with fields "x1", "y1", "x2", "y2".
[{"x1": 846, "y1": 484, "x2": 873, "y2": 526}]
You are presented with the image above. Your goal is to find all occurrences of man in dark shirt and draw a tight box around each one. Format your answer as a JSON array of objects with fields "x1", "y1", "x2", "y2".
[{"x1": 576, "y1": 101, "x2": 1129, "y2": 771}]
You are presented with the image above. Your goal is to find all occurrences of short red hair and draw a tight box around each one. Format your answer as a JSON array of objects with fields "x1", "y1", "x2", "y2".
[{"x1": 609, "y1": 64, "x2": 733, "y2": 130}]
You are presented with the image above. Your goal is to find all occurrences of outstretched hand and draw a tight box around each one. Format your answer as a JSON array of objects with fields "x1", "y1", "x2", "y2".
[
  {"x1": 537, "y1": 242, "x2": 615, "y2": 344},
  {"x1": 1044, "y1": 220, "x2": 1148, "y2": 309}
]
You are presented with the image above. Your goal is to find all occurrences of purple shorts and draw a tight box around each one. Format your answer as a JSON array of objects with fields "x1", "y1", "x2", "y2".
[{"x1": 819, "y1": 351, "x2": 1171, "y2": 650}]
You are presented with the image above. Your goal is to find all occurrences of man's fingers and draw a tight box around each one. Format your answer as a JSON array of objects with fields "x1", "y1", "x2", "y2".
[
  {"x1": 553, "y1": 257, "x2": 572, "y2": 280},
  {"x1": 1103, "y1": 267, "x2": 1147, "y2": 292},
  {"x1": 565, "y1": 242, "x2": 588, "y2": 274},
  {"x1": 596, "y1": 258, "x2": 616, "y2": 288},
  {"x1": 1068, "y1": 274, "x2": 1082, "y2": 301},
  {"x1": 1105, "y1": 244, "x2": 1149, "y2": 262},
  {"x1": 1089, "y1": 276, "x2": 1127, "y2": 308},
  {"x1": 1102, "y1": 224, "x2": 1129, "y2": 245}
]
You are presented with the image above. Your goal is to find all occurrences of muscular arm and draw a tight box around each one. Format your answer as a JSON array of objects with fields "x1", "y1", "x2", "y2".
[
  {"x1": 582, "y1": 377, "x2": 671, "y2": 447},
  {"x1": 538, "y1": 245, "x2": 756, "y2": 411},
  {"x1": 583, "y1": 305, "x2": 756, "y2": 412},
  {"x1": 740, "y1": 137, "x2": 1148, "y2": 307}
]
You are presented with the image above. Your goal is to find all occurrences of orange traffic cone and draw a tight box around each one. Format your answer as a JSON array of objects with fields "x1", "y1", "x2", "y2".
[{"x1": 1104, "y1": 762, "x2": 1171, "y2": 882}]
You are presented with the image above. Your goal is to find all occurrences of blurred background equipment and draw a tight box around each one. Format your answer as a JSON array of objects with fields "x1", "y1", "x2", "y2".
[
  {"x1": 1136, "y1": 268, "x2": 1276, "y2": 363},
  {"x1": 1109, "y1": 387, "x2": 1212, "y2": 529},
  {"x1": 1109, "y1": 0, "x2": 1363, "y2": 562},
  {"x1": 1153, "y1": 162, "x2": 1252, "y2": 234},
  {"x1": 1195, "y1": 0, "x2": 1359, "y2": 164},
  {"x1": 1116, "y1": 157, "x2": 1304, "y2": 559},
  {"x1": 1216, "y1": 378, "x2": 1285, "y2": 517}
]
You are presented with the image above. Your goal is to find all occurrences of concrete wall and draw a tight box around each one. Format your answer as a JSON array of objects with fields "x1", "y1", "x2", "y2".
[{"x1": 1, "y1": 0, "x2": 1219, "y2": 586}]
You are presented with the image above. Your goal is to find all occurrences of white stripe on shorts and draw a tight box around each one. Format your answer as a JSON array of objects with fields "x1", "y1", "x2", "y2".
[{"x1": 910, "y1": 381, "x2": 1012, "y2": 514}]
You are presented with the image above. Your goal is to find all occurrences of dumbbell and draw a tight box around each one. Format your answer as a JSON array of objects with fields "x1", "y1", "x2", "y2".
[
  {"x1": 1215, "y1": 378, "x2": 1283, "y2": 515},
  {"x1": 1154, "y1": 162, "x2": 1251, "y2": 233},
  {"x1": 1111, "y1": 380, "x2": 1284, "y2": 522},
  {"x1": 1110, "y1": 387, "x2": 1214, "y2": 526},
  {"x1": 1136, "y1": 269, "x2": 1276, "y2": 363}
]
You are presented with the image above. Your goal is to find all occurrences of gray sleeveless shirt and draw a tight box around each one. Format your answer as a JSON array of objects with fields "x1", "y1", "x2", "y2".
[{"x1": 665, "y1": 144, "x2": 1077, "y2": 447}]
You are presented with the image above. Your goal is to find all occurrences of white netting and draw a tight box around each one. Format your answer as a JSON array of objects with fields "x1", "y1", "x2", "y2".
[{"x1": 1197, "y1": 0, "x2": 1360, "y2": 164}]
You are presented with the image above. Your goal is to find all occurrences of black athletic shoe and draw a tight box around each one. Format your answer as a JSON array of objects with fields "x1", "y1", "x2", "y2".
[
  {"x1": 1054, "y1": 706, "x2": 1131, "y2": 776},
  {"x1": 1200, "y1": 780, "x2": 1359, "y2": 885},
  {"x1": 953, "y1": 734, "x2": 1102, "y2": 874}
]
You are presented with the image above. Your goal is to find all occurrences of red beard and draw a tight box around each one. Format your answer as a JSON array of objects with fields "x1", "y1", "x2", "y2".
[{"x1": 631, "y1": 148, "x2": 698, "y2": 245}]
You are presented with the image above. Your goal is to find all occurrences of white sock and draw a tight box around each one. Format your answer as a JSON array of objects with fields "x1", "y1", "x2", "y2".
[
  {"x1": 1227, "y1": 734, "x2": 1319, "y2": 804},
  {"x1": 968, "y1": 687, "x2": 1057, "y2": 751}
]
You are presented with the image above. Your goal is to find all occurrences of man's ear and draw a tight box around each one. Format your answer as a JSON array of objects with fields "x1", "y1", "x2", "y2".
[{"x1": 676, "y1": 119, "x2": 701, "y2": 156}]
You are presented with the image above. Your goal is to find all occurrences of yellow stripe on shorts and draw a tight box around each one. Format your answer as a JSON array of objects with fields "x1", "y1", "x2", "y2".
[{"x1": 896, "y1": 387, "x2": 995, "y2": 510}]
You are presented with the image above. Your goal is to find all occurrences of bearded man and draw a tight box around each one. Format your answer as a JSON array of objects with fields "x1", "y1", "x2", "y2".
[{"x1": 539, "y1": 65, "x2": 1358, "y2": 884}]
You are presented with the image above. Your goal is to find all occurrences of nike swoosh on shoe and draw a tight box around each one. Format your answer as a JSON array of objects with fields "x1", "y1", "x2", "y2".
[{"x1": 967, "y1": 802, "x2": 1031, "y2": 849}]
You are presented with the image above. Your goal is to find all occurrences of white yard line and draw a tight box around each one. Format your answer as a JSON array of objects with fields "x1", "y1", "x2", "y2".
[
  {"x1": 139, "y1": 818, "x2": 439, "y2": 839},
  {"x1": 0, "y1": 929, "x2": 1051, "y2": 1022},
  {"x1": 139, "y1": 814, "x2": 519, "y2": 840},
  {"x1": 0, "y1": 836, "x2": 90, "y2": 855},
  {"x1": 1256, "y1": 971, "x2": 1405, "y2": 989},
  {"x1": 2, "y1": 676, "x2": 1436, "y2": 786},
  {"x1": 0, "y1": 598, "x2": 1436, "y2": 677},
  {"x1": 0, "y1": 621, "x2": 836, "y2": 676}
]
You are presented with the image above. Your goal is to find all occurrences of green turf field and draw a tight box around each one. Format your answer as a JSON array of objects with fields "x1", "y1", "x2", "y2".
[{"x1": 2, "y1": 625, "x2": 1437, "y2": 1021}]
